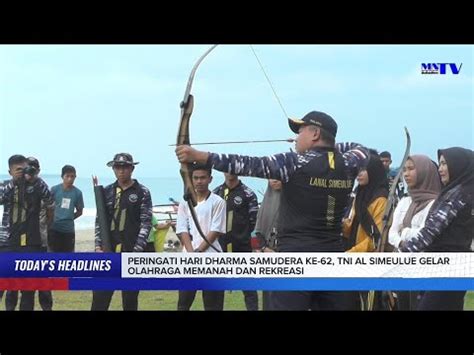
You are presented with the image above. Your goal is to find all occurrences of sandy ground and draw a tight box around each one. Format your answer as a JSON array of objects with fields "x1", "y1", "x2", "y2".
[
  {"x1": 75, "y1": 228, "x2": 180, "y2": 252},
  {"x1": 72, "y1": 228, "x2": 474, "y2": 252}
]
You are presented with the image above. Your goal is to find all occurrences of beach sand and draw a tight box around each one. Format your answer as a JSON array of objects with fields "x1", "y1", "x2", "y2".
[
  {"x1": 75, "y1": 229, "x2": 95, "y2": 252},
  {"x1": 75, "y1": 228, "x2": 180, "y2": 252}
]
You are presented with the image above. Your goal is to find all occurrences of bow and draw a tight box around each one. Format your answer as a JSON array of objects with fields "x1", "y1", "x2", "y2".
[
  {"x1": 176, "y1": 45, "x2": 287, "y2": 252},
  {"x1": 367, "y1": 127, "x2": 411, "y2": 311},
  {"x1": 177, "y1": 45, "x2": 220, "y2": 252},
  {"x1": 377, "y1": 126, "x2": 411, "y2": 253}
]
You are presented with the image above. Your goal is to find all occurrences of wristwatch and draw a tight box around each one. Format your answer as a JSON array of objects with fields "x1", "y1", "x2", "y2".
[{"x1": 194, "y1": 248, "x2": 202, "y2": 253}]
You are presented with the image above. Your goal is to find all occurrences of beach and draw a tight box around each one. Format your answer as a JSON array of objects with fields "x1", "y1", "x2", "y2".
[
  {"x1": 75, "y1": 228, "x2": 180, "y2": 252},
  {"x1": 75, "y1": 229, "x2": 95, "y2": 252}
]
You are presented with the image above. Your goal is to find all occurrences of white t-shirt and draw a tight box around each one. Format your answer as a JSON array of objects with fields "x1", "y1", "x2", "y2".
[
  {"x1": 388, "y1": 196, "x2": 435, "y2": 248},
  {"x1": 176, "y1": 193, "x2": 226, "y2": 253}
]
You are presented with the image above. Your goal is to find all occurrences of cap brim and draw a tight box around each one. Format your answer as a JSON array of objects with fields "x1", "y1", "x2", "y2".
[
  {"x1": 288, "y1": 118, "x2": 305, "y2": 134},
  {"x1": 106, "y1": 161, "x2": 139, "y2": 167}
]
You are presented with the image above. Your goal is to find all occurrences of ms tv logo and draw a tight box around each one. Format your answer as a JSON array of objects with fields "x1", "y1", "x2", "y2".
[{"x1": 421, "y1": 63, "x2": 463, "y2": 75}]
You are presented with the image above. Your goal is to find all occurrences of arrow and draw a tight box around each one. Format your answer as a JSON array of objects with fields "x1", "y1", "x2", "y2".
[{"x1": 170, "y1": 138, "x2": 295, "y2": 146}]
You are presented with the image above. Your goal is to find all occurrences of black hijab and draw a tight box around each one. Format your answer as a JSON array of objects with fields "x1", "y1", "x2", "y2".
[
  {"x1": 353, "y1": 153, "x2": 389, "y2": 240},
  {"x1": 437, "y1": 147, "x2": 474, "y2": 199}
]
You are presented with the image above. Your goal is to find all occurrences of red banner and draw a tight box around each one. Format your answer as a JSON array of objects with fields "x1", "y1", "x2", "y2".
[{"x1": 0, "y1": 278, "x2": 69, "y2": 290}]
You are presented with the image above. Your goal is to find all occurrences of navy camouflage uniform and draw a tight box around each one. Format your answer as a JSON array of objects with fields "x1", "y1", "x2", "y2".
[
  {"x1": 91, "y1": 179, "x2": 152, "y2": 311},
  {"x1": 0, "y1": 177, "x2": 54, "y2": 310},
  {"x1": 213, "y1": 180, "x2": 259, "y2": 310},
  {"x1": 206, "y1": 142, "x2": 369, "y2": 310}
]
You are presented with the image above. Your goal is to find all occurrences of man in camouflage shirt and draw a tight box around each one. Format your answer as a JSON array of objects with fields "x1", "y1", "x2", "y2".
[
  {"x1": 176, "y1": 111, "x2": 369, "y2": 310},
  {"x1": 91, "y1": 153, "x2": 152, "y2": 311}
]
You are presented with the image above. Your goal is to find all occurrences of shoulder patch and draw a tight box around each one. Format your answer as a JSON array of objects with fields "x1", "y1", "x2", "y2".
[{"x1": 233, "y1": 195, "x2": 243, "y2": 205}]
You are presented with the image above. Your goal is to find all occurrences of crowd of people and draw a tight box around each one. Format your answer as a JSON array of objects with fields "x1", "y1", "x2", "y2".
[
  {"x1": 175, "y1": 110, "x2": 473, "y2": 311},
  {"x1": 1, "y1": 110, "x2": 472, "y2": 311}
]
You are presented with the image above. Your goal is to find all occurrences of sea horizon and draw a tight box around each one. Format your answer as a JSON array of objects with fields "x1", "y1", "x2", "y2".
[{"x1": 0, "y1": 174, "x2": 269, "y2": 230}]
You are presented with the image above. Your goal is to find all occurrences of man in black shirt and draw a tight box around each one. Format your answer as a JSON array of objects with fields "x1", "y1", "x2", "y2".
[
  {"x1": 91, "y1": 153, "x2": 152, "y2": 311},
  {"x1": 176, "y1": 111, "x2": 369, "y2": 310},
  {"x1": 0, "y1": 155, "x2": 54, "y2": 310},
  {"x1": 213, "y1": 173, "x2": 259, "y2": 310}
]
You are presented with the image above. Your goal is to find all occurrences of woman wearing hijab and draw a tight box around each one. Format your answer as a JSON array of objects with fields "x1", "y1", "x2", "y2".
[
  {"x1": 400, "y1": 147, "x2": 474, "y2": 310},
  {"x1": 390, "y1": 155, "x2": 442, "y2": 249},
  {"x1": 343, "y1": 153, "x2": 389, "y2": 252},
  {"x1": 389, "y1": 155, "x2": 442, "y2": 309},
  {"x1": 342, "y1": 153, "x2": 388, "y2": 310}
]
